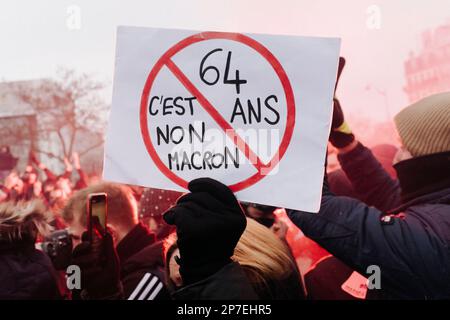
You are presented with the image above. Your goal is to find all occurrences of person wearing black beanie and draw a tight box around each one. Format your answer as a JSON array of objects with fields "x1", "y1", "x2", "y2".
[{"x1": 163, "y1": 178, "x2": 258, "y2": 300}]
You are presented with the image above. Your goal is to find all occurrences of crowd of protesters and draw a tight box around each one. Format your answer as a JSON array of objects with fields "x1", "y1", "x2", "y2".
[
  {"x1": 0, "y1": 151, "x2": 90, "y2": 210},
  {"x1": 1, "y1": 61, "x2": 449, "y2": 300}
]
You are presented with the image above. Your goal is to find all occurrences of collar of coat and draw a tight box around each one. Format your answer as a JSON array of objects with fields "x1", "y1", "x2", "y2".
[
  {"x1": 393, "y1": 150, "x2": 450, "y2": 205},
  {"x1": 389, "y1": 186, "x2": 450, "y2": 214},
  {"x1": 116, "y1": 223, "x2": 156, "y2": 264}
]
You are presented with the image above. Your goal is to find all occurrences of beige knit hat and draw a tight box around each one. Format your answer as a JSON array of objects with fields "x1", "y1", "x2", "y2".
[{"x1": 394, "y1": 92, "x2": 450, "y2": 157}]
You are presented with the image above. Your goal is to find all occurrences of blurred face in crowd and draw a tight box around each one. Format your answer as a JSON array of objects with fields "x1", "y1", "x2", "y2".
[
  {"x1": 33, "y1": 181, "x2": 42, "y2": 197},
  {"x1": 89, "y1": 175, "x2": 100, "y2": 185},
  {"x1": 43, "y1": 182, "x2": 55, "y2": 203},
  {"x1": 0, "y1": 189, "x2": 7, "y2": 202},
  {"x1": 23, "y1": 166, "x2": 38, "y2": 184},
  {"x1": 246, "y1": 206, "x2": 276, "y2": 228},
  {"x1": 50, "y1": 188, "x2": 64, "y2": 202},
  {"x1": 57, "y1": 177, "x2": 72, "y2": 197},
  {"x1": 245, "y1": 205, "x2": 288, "y2": 240},
  {"x1": 4, "y1": 171, "x2": 24, "y2": 195},
  {"x1": 148, "y1": 217, "x2": 159, "y2": 232},
  {"x1": 5, "y1": 171, "x2": 19, "y2": 190},
  {"x1": 393, "y1": 131, "x2": 413, "y2": 165},
  {"x1": 29, "y1": 173, "x2": 38, "y2": 184},
  {"x1": 146, "y1": 216, "x2": 165, "y2": 234},
  {"x1": 393, "y1": 146, "x2": 413, "y2": 165},
  {"x1": 168, "y1": 248, "x2": 183, "y2": 288},
  {"x1": 13, "y1": 177, "x2": 24, "y2": 194},
  {"x1": 67, "y1": 218, "x2": 84, "y2": 247},
  {"x1": 43, "y1": 182, "x2": 55, "y2": 193}
]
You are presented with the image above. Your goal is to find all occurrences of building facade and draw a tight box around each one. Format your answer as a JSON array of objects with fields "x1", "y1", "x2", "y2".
[
  {"x1": 404, "y1": 22, "x2": 450, "y2": 103},
  {"x1": 0, "y1": 80, "x2": 104, "y2": 175}
]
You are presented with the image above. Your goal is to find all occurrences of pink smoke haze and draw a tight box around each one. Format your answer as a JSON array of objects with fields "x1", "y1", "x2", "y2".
[{"x1": 1, "y1": 0, "x2": 449, "y2": 146}]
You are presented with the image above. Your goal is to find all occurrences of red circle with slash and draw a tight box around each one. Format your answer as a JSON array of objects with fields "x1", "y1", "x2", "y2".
[{"x1": 140, "y1": 31, "x2": 296, "y2": 192}]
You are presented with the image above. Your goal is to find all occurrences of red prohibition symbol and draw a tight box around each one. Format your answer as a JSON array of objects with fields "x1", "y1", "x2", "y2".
[{"x1": 140, "y1": 31, "x2": 296, "y2": 192}]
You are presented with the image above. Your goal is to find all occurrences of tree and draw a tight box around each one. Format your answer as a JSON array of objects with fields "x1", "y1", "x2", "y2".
[{"x1": 9, "y1": 68, "x2": 108, "y2": 167}]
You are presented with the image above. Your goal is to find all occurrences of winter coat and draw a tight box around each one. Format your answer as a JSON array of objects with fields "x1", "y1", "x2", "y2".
[
  {"x1": 116, "y1": 223, "x2": 170, "y2": 300},
  {"x1": 288, "y1": 143, "x2": 450, "y2": 299},
  {"x1": 0, "y1": 240, "x2": 61, "y2": 300},
  {"x1": 172, "y1": 261, "x2": 259, "y2": 300}
]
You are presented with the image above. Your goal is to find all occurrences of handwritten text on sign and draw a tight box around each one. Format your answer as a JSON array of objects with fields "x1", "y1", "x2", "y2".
[
  {"x1": 105, "y1": 27, "x2": 340, "y2": 212},
  {"x1": 140, "y1": 32, "x2": 296, "y2": 192}
]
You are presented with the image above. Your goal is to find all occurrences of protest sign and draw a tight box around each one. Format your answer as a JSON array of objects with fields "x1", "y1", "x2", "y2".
[{"x1": 104, "y1": 26, "x2": 340, "y2": 212}]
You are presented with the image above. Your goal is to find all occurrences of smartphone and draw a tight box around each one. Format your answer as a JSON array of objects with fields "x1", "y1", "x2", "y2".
[{"x1": 87, "y1": 192, "x2": 107, "y2": 240}]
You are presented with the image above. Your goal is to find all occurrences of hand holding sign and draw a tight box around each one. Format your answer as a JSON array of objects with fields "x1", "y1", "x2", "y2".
[
  {"x1": 164, "y1": 178, "x2": 246, "y2": 285},
  {"x1": 329, "y1": 58, "x2": 356, "y2": 149},
  {"x1": 104, "y1": 27, "x2": 340, "y2": 212}
]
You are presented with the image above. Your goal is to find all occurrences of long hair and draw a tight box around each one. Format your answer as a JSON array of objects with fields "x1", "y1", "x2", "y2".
[
  {"x1": 234, "y1": 218, "x2": 301, "y2": 298},
  {"x1": 164, "y1": 218, "x2": 302, "y2": 298},
  {"x1": 0, "y1": 200, "x2": 52, "y2": 243}
]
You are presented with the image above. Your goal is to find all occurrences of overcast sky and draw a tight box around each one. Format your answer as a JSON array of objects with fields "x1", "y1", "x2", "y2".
[{"x1": 1, "y1": 0, "x2": 449, "y2": 121}]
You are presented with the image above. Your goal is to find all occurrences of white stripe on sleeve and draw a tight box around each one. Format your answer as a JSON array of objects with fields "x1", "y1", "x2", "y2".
[
  {"x1": 137, "y1": 276, "x2": 158, "y2": 300},
  {"x1": 127, "y1": 273, "x2": 151, "y2": 300},
  {"x1": 147, "y1": 282, "x2": 163, "y2": 300}
]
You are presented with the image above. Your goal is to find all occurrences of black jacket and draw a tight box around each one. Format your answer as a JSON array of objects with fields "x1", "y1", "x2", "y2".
[
  {"x1": 260, "y1": 269, "x2": 306, "y2": 300},
  {"x1": 303, "y1": 255, "x2": 384, "y2": 300},
  {"x1": 288, "y1": 143, "x2": 450, "y2": 299},
  {"x1": 0, "y1": 240, "x2": 61, "y2": 300},
  {"x1": 172, "y1": 262, "x2": 259, "y2": 300},
  {"x1": 116, "y1": 223, "x2": 170, "y2": 300}
]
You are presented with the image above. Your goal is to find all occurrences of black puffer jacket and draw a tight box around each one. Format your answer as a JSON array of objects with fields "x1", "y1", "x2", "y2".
[
  {"x1": 0, "y1": 240, "x2": 61, "y2": 300},
  {"x1": 172, "y1": 262, "x2": 259, "y2": 300}
]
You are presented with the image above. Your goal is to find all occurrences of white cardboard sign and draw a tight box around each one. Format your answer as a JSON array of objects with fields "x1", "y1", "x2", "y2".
[{"x1": 104, "y1": 26, "x2": 340, "y2": 212}]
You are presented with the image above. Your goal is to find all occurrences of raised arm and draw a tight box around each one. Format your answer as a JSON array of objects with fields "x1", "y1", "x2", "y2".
[
  {"x1": 61, "y1": 156, "x2": 73, "y2": 179},
  {"x1": 338, "y1": 140, "x2": 401, "y2": 211},
  {"x1": 30, "y1": 152, "x2": 57, "y2": 182},
  {"x1": 72, "y1": 152, "x2": 88, "y2": 189},
  {"x1": 330, "y1": 99, "x2": 401, "y2": 211},
  {"x1": 287, "y1": 175, "x2": 444, "y2": 298}
]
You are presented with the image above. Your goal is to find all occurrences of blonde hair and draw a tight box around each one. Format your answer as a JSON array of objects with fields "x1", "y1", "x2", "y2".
[
  {"x1": 234, "y1": 218, "x2": 297, "y2": 295},
  {"x1": 164, "y1": 218, "x2": 299, "y2": 296},
  {"x1": 0, "y1": 200, "x2": 52, "y2": 242}
]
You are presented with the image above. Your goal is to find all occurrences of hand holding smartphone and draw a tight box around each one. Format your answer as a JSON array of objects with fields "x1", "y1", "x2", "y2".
[{"x1": 87, "y1": 192, "x2": 108, "y2": 242}]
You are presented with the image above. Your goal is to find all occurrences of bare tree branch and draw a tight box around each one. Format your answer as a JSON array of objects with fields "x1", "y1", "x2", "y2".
[
  {"x1": 79, "y1": 139, "x2": 105, "y2": 157},
  {"x1": 5, "y1": 68, "x2": 108, "y2": 170},
  {"x1": 33, "y1": 148, "x2": 64, "y2": 163}
]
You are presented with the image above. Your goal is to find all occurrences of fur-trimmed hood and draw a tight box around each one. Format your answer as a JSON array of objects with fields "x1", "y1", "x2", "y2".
[{"x1": 0, "y1": 200, "x2": 53, "y2": 243}]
